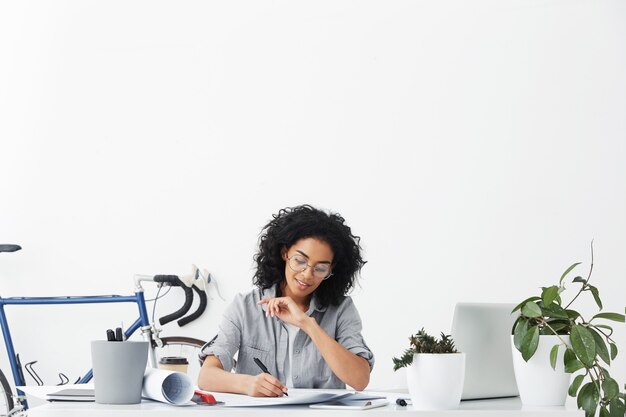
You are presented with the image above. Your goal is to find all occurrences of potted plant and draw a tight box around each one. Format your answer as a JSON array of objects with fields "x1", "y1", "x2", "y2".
[
  {"x1": 511, "y1": 244, "x2": 625, "y2": 417},
  {"x1": 392, "y1": 328, "x2": 465, "y2": 410}
]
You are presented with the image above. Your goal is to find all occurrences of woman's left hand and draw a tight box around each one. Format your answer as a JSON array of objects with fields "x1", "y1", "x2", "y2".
[{"x1": 257, "y1": 297, "x2": 310, "y2": 328}]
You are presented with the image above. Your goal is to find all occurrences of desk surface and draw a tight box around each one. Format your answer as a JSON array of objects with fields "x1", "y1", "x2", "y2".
[{"x1": 25, "y1": 389, "x2": 583, "y2": 417}]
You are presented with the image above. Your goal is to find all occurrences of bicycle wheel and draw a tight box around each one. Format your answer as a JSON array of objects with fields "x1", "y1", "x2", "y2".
[
  {"x1": 0, "y1": 368, "x2": 15, "y2": 416},
  {"x1": 154, "y1": 336, "x2": 206, "y2": 384}
]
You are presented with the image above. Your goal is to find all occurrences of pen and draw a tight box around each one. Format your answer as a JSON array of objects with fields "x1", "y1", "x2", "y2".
[
  {"x1": 396, "y1": 398, "x2": 411, "y2": 406},
  {"x1": 253, "y1": 357, "x2": 288, "y2": 396}
]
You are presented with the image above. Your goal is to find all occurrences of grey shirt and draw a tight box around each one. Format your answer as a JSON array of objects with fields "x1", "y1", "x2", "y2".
[{"x1": 200, "y1": 285, "x2": 374, "y2": 389}]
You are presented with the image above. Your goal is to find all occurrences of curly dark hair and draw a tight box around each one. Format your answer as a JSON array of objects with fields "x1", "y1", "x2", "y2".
[{"x1": 252, "y1": 205, "x2": 366, "y2": 307}]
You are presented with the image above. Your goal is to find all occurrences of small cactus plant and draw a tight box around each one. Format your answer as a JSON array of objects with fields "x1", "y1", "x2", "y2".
[{"x1": 392, "y1": 328, "x2": 458, "y2": 371}]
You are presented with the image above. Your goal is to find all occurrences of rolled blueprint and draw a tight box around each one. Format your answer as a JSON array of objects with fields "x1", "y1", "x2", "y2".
[{"x1": 142, "y1": 368, "x2": 194, "y2": 405}]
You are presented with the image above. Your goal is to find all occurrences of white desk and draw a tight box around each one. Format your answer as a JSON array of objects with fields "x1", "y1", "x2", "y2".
[{"x1": 25, "y1": 390, "x2": 583, "y2": 417}]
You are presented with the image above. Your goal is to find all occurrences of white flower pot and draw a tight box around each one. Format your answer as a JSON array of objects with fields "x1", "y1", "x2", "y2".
[
  {"x1": 406, "y1": 353, "x2": 466, "y2": 410},
  {"x1": 511, "y1": 335, "x2": 571, "y2": 406}
]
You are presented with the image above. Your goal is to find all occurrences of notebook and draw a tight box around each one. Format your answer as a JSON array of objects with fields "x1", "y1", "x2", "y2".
[
  {"x1": 450, "y1": 302, "x2": 519, "y2": 400},
  {"x1": 310, "y1": 399, "x2": 389, "y2": 410},
  {"x1": 47, "y1": 388, "x2": 95, "y2": 402}
]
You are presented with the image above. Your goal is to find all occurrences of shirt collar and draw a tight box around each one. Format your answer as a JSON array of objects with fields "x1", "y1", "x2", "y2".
[{"x1": 308, "y1": 292, "x2": 327, "y2": 313}]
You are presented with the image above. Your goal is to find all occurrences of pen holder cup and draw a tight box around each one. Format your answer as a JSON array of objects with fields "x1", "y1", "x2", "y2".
[
  {"x1": 91, "y1": 340, "x2": 149, "y2": 404},
  {"x1": 158, "y1": 356, "x2": 189, "y2": 374}
]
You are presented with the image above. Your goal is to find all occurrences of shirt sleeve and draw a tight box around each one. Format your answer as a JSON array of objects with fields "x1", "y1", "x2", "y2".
[
  {"x1": 335, "y1": 297, "x2": 375, "y2": 371},
  {"x1": 199, "y1": 294, "x2": 244, "y2": 372}
]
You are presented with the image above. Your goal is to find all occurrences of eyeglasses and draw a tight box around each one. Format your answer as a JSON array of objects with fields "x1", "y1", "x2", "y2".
[{"x1": 287, "y1": 254, "x2": 333, "y2": 280}]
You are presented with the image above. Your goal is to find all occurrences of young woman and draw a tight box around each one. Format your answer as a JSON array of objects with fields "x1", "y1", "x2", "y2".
[{"x1": 198, "y1": 205, "x2": 373, "y2": 397}]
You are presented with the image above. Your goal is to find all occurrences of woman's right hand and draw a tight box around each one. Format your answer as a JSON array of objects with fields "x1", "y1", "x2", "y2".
[{"x1": 245, "y1": 373, "x2": 289, "y2": 397}]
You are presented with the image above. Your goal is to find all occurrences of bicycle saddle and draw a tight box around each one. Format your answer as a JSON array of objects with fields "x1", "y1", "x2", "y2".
[{"x1": 0, "y1": 244, "x2": 22, "y2": 253}]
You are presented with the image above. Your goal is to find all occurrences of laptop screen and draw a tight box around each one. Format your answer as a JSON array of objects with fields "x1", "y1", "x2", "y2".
[{"x1": 451, "y1": 302, "x2": 519, "y2": 400}]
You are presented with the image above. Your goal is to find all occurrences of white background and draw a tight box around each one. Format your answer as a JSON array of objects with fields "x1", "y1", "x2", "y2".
[{"x1": 1, "y1": 0, "x2": 625, "y2": 393}]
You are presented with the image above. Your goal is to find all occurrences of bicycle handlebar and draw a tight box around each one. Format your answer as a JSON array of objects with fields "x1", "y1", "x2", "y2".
[
  {"x1": 0, "y1": 244, "x2": 22, "y2": 253},
  {"x1": 153, "y1": 275, "x2": 192, "y2": 326},
  {"x1": 152, "y1": 274, "x2": 207, "y2": 327},
  {"x1": 152, "y1": 275, "x2": 182, "y2": 285},
  {"x1": 177, "y1": 283, "x2": 208, "y2": 326}
]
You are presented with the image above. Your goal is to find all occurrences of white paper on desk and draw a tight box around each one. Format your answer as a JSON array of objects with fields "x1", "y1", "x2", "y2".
[
  {"x1": 141, "y1": 368, "x2": 194, "y2": 405},
  {"x1": 217, "y1": 389, "x2": 354, "y2": 407}
]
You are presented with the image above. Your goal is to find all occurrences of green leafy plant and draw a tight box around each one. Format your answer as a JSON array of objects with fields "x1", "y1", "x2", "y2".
[
  {"x1": 512, "y1": 244, "x2": 625, "y2": 417},
  {"x1": 392, "y1": 328, "x2": 458, "y2": 371}
]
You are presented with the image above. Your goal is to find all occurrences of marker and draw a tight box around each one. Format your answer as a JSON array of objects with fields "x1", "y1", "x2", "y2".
[
  {"x1": 106, "y1": 329, "x2": 115, "y2": 341},
  {"x1": 253, "y1": 357, "x2": 288, "y2": 396},
  {"x1": 115, "y1": 327, "x2": 123, "y2": 342}
]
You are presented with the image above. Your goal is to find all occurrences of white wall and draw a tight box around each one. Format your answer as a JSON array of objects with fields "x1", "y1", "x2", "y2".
[{"x1": 1, "y1": 0, "x2": 625, "y2": 393}]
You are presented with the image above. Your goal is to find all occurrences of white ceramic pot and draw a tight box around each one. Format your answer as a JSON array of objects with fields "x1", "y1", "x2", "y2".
[
  {"x1": 406, "y1": 353, "x2": 466, "y2": 410},
  {"x1": 511, "y1": 335, "x2": 571, "y2": 406}
]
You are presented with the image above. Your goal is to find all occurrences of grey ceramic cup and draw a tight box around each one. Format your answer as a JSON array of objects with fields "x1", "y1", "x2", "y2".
[{"x1": 91, "y1": 340, "x2": 149, "y2": 404}]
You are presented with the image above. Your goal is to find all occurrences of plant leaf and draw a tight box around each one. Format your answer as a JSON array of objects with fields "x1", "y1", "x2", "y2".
[
  {"x1": 522, "y1": 302, "x2": 543, "y2": 318},
  {"x1": 566, "y1": 309, "x2": 582, "y2": 320},
  {"x1": 511, "y1": 296, "x2": 541, "y2": 313},
  {"x1": 549, "y1": 344, "x2": 560, "y2": 370},
  {"x1": 578, "y1": 382, "x2": 599, "y2": 417},
  {"x1": 571, "y1": 325, "x2": 596, "y2": 367},
  {"x1": 560, "y1": 262, "x2": 581, "y2": 285},
  {"x1": 609, "y1": 398, "x2": 625, "y2": 417},
  {"x1": 572, "y1": 276, "x2": 587, "y2": 284},
  {"x1": 609, "y1": 343, "x2": 618, "y2": 361},
  {"x1": 521, "y1": 325, "x2": 540, "y2": 362},
  {"x1": 546, "y1": 320, "x2": 570, "y2": 334},
  {"x1": 550, "y1": 344, "x2": 561, "y2": 370},
  {"x1": 591, "y1": 313, "x2": 625, "y2": 323},
  {"x1": 542, "y1": 285, "x2": 560, "y2": 307},
  {"x1": 602, "y1": 378, "x2": 619, "y2": 401},
  {"x1": 555, "y1": 293, "x2": 562, "y2": 305},
  {"x1": 588, "y1": 286, "x2": 603, "y2": 310},
  {"x1": 539, "y1": 326, "x2": 554, "y2": 335},
  {"x1": 588, "y1": 327, "x2": 610, "y2": 365},
  {"x1": 601, "y1": 406, "x2": 611, "y2": 417},
  {"x1": 543, "y1": 304, "x2": 570, "y2": 320},
  {"x1": 564, "y1": 347, "x2": 585, "y2": 373},
  {"x1": 513, "y1": 319, "x2": 529, "y2": 351},
  {"x1": 569, "y1": 374, "x2": 585, "y2": 397},
  {"x1": 511, "y1": 315, "x2": 522, "y2": 335},
  {"x1": 392, "y1": 348, "x2": 416, "y2": 371}
]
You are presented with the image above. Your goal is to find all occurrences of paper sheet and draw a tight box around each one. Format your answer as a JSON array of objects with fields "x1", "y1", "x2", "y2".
[
  {"x1": 142, "y1": 368, "x2": 194, "y2": 405},
  {"x1": 213, "y1": 389, "x2": 384, "y2": 407}
]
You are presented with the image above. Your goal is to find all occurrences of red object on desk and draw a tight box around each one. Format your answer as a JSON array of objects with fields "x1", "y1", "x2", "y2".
[{"x1": 193, "y1": 390, "x2": 218, "y2": 405}]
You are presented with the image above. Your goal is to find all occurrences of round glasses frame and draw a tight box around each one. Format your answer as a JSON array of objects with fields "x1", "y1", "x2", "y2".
[{"x1": 287, "y1": 254, "x2": 333, "y2": 280}]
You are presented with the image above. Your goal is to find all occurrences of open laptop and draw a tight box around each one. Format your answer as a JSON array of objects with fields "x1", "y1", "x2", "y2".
[{"x1": 450, "y1": 302, "x2": 519, "y2": 400}]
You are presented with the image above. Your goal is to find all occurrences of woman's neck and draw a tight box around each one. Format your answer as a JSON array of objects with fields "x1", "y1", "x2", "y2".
[{"x1": 280, "y1": 281, "x2": 310, "y2": 312}]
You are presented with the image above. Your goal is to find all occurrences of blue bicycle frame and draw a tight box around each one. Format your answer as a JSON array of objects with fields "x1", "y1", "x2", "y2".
[
  {"x1": 0, "y1": 246, "x2": 205, "y2": 413},
  {"x1": 0, "y1": 291, "x2": 150, "y2": 390}
]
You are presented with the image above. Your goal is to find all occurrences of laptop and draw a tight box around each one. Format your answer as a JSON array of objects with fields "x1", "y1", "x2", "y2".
[{"x1": 450, "y1": 302, "x2": 519, "y2": 400}]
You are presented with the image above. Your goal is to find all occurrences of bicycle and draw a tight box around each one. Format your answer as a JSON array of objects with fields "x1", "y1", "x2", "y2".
[{"x1": 0, "y1": 244, "x2": 211, "y2": 416}]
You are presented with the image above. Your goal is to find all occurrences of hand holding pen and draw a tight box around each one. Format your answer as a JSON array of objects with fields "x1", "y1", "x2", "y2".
[{"x1": 251, "y1": 357, "x2": 288, "y2": 397}]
